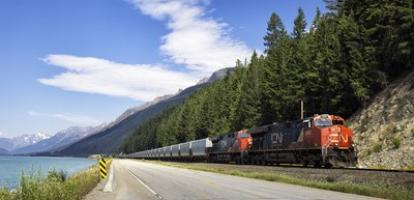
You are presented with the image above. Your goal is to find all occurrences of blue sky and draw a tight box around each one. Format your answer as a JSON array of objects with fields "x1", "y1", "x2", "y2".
[{"x1": 0, "y1": 0, "x2": 325, "y2": 137}]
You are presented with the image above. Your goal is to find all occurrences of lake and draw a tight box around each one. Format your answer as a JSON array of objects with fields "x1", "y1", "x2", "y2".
[{"x1": 0, "y1": 156, "x2": 97, "y2": 189}]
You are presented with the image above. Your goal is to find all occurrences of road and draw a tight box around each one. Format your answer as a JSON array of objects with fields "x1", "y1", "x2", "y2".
[{"x1": 85, "y1": 159, "x2": 383, "y2": 200}]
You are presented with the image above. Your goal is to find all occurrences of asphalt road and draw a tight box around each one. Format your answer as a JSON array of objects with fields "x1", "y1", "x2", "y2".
[{"x1": 86, "y1": 159, "x2": 383, "y2": 200}]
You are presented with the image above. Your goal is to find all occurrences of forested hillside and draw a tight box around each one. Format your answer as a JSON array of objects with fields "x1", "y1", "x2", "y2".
[{"x1": 121, "y1": 0, "x2": 414, "y2": 153}]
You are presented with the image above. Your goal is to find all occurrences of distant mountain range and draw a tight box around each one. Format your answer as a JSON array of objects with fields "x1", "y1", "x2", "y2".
[
  {"x1": 0, "y1": 133, "x2": 50, "y2": 152},
  {"x1": 0, "y1": 147, "x2": 9, "y2": 155},
  {"x1": 38, "y1": 67, "x2": 234, "y2": 156},
  {"x1": 12, "y1": 125, "x2": 105, "y2": 155}
]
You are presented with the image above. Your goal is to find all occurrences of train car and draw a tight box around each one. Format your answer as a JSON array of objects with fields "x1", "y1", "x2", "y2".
[
  {"x1": 180, "y1": 142, "x2": 191, "y2": 158},
  {"x1": 191, "y1": 138, "x2": 213, "y2": 160},
  {"x1": 171, "y1": 144, "x2": 180, "y2": 158},
  {"x1": 209, "y1": 130, "x2": 252, "y2": 163}
]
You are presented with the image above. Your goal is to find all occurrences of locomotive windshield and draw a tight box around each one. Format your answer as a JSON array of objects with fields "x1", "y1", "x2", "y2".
[
  {"x1": 314, "y1": 118, "x2": 333, "y2": 127},
  {"x1": 240, "y1": 133, "x2": 250, "y2": 138}
]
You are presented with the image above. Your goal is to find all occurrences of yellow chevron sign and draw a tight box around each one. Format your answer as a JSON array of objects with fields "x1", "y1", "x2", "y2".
[{"x1": 99, "y1": 158, "x2": 108, "y2": 179}]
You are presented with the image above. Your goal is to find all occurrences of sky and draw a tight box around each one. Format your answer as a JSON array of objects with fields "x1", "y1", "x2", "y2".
[{"x1": 0, "y1": 0, "x2": 326, "y2": 138}]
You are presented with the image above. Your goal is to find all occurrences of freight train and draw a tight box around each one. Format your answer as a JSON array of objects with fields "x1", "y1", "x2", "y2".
[{"x1": 127, "y1": 114, "x2": 357, "y2": 168}]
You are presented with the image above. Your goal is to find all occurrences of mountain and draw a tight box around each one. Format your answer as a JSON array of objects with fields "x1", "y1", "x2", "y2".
[
  {"x1": 107, "y1": 94, "x2": 175, "y2": 128},
  {"x1": 349, "y1": 71, "x2": 414, "y2": 169},
  {"x1": 0, "y1": 147, "x2": 9, "y2": 155},
  {"x1": 0, "y1": 133, "x2": 50, "y2": 152},
  {"x1": 12, "y1": 125, "x2": 104, "y2": 155},
  {"x1": 0, "y1": 138, "x2": 13, "y2": 151},
  {"x1": 45, "y1": 68, "x2": 234, "y2": 156}
]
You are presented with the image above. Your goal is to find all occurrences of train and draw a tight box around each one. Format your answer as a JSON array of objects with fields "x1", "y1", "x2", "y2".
[{"x1": 126, "y1": 114, "x2": 357, "y2": 168}]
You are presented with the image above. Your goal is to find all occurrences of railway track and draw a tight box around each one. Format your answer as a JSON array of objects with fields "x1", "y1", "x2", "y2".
[
  {"x1": 213, "y1": 162, "x2": 414, "y2": 174},
  {"x1": 339, "y1": 166, "x2": 414, "y2": 173}
]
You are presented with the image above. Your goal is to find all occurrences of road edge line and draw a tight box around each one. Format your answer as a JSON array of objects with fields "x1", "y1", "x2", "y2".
[
  {"x1": 126, "y1": 167, "x2": 163, "y2": 200},
  {"x1": 103, "y1": 163, "x2": 115, "y2": 192}
]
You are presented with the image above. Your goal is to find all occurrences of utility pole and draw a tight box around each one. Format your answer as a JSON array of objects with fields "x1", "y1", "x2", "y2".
[{"x1": 300, "y1": 100, "x2": 304, "y2": 120}]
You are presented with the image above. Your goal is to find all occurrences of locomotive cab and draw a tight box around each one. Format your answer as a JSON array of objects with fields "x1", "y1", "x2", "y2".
[{"x1": 302, "y1": 114, "x2": 357, "y2": 167}]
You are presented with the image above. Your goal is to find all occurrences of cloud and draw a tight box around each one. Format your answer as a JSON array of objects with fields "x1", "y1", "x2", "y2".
[
  {"x1": 38, "y1": 55, "x2": 199, "y2": 101},
  {"x1": 129, "y1": 0, "x2": 251, "y2": 73},
  {"x1": 28, "y1": 111, "x2": 103, "y2": 126},
  {"x1": 38, "y1": 1, "x2": 252, "y2": 101}
]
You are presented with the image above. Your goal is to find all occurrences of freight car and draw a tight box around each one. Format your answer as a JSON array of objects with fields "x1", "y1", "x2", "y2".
[
  {"x1": 126, "y1": 114, "x2": 357, "y2": 168},
  {"x1": 128, "y1": 138, "x2": 213, "y2": 161}
]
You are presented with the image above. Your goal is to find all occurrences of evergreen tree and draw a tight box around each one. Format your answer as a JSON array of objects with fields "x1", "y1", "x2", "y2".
[
  {"x1": 310, "y1": 7, "x2": 321, "y2": 33},
  {"x1": 293, "y1": 8, "x2": 307, "y2": 40},
  {"x1": 263, "y1": 13, "x2": 287, "y2": 53},
  {"x1": 236, "y1": 51, "x2": 263, "y2": 129}
]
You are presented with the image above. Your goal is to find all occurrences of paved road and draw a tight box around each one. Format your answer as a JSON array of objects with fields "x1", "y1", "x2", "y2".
[{"x1": 86, "y1": 159, "x2": 383, "y2": 200}]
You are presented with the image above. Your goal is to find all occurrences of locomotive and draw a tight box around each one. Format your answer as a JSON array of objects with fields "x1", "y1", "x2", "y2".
[{"x1": 127, "y1": 114, "x2": 357, "y2": 168}]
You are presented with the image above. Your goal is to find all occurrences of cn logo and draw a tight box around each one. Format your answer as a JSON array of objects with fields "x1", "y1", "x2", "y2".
[
  {"x1": 272, "y1": 132, "x2": 283, "y2": 144},
  {"x1": 341, "y1": 134, "x2": 349, "y2": 143}
]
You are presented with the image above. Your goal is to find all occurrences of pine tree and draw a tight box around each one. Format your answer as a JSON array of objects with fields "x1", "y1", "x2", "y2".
[
  {"x1": 236, "y1": 51, "x2": 263, "y2": 128},
  {"x1": 263, "y1": 13, "x2": 287, "y2": 53},
  {"x1": 293, "y1": 8, "x2": 307, "y2": 40},
  {"x1": 310, "y1": 7, "x2": 321, "y2": 33}
]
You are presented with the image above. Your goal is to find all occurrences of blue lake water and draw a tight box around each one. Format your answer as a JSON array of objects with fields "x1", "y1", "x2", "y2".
[{"x1": 0, "y1": 156, "x2": 97, "y2": 189}]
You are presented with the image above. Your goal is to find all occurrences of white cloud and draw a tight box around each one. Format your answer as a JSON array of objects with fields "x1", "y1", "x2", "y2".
[
  {"x1": 129, "y1": 0, "x2": 251, "y2": 73},
  {"x1": 38, "y1": 1, "x2": 252, "y2": 101},
  {"x1": 28, "y1": 111, "x2": 103, "y2": 126},
  {"x1": 38, "y1": 55, "x2": 199, "y2": 101}
]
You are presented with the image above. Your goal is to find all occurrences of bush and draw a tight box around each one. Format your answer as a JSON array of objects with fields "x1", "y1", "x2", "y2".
[
  {"x1": 47, "y1": 170, "x2": 66, "y2": 182},
  {"x1": 0, "y1": 188, "x2": 12, "y2": 200},
  {"x1": 372, "y1": 143, "x2": 383, "y2": 153},
  {"x1": 391, "y1": 137, "x2": 401, "y2": 149}
]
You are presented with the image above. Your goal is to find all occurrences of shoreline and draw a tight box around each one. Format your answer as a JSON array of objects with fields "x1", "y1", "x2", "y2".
[
  {"x1": 0, "y1": 165, "x2": 100, "y2": 200},
  {"x1": 0, "y1": 156, "x2": 97, "y2": 190}
]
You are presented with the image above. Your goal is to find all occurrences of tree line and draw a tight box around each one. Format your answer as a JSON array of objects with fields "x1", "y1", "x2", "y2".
[{"x1": 121, "y1": 0, "x2": 414, "y2": 153}]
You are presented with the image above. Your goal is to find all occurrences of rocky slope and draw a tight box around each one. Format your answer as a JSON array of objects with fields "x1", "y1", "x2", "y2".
[{"x1": 349, "y1": 71, "x2": 414, "y2": 169}]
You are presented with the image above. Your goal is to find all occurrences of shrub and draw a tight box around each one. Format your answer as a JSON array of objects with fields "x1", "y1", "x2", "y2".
[
  {"x1": 391, "y1": 137, "x2": 401, "y2": 149},
  {"x1": 372, "y1": 143, "x2": 382, "y2": 153},
  {"x1": 47, "y1": 170, "x2": 66, "y2": 182}
]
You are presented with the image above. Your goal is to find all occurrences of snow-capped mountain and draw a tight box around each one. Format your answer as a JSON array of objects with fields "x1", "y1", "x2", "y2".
[
  {"x1": 0, "y1": 133, "x2": 50, "y2": 152},
  {"x1": 12, "y1": 125, "x2": 104, "y2": 154}
]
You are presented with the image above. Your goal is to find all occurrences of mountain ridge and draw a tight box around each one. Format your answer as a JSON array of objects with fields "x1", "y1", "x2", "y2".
[
  {"x1": 12, "y1": 125, "x2": 104, "y2": 155},
  {"x1": 0, "y1": 133, "x2": 50, "y2": 152},
  {"x1": 39, "y1": 67, "x2": 234, "y2": 156}
]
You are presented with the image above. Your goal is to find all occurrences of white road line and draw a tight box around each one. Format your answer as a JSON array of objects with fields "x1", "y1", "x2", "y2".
[
  {"x1": 103, "y1": 164, "x2": 114, "y2": 192},
  {"x1": 126, "y1": 167, "x2": 163, "y2": 200}
]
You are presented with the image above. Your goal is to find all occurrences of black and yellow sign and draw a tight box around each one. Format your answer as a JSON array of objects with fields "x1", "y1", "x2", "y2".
[{"x1": 99, "y1": 158, "x2": 108, "y2": 179}]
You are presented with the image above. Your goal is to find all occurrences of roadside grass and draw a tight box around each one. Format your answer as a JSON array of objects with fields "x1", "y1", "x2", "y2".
[
  {"x1": 0, "y1": 166, "x2": 100, "y2": 200},
  {"x1": 149, "y1": 161, "x2": 413, "y2": 200}
]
